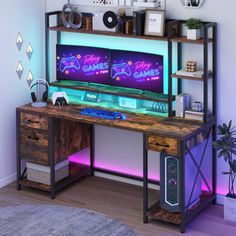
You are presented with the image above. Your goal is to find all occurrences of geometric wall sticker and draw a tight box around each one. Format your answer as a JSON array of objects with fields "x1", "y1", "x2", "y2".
[
  {"x1": 26, "y1": 71, "x2": 34, "y2": 87},
  {"x1": 16, "y1": 61, "x2": 23, "y2": 79},
  {"x1": 26, "y1": 42, "x2": 33, "y2": 60},
  {"x1": 16, "y1": 33, "x2": 23, "y2": 51}
]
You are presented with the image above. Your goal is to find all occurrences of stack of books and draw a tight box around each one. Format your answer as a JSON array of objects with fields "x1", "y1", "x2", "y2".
[
  {"x1": 27, "y1": 159, "x2": 69, "y2": 185},
  {"x1": 185, "y1": 110, "x2": 204, "y2": 121},
  {"x1": 176, "y1": 69, "x2": 204, "y2": 78}
]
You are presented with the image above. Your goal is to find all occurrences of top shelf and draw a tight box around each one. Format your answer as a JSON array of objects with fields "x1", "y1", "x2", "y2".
[
  {"x1": 48, "y1": 26, "x2": 168, "y2": 42},
  {"x1": 47, "y1": 26, "x2": 213, "y2": 45}
]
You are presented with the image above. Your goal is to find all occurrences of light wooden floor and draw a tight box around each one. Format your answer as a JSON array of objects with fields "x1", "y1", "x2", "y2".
[{"x1": 0, "y1": 177, "x2": 236, "y2": 236}]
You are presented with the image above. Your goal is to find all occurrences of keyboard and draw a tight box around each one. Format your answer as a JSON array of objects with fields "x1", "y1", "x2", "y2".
[{"x1": 80, "y1": 108, "x2": 127, "y2": 120}]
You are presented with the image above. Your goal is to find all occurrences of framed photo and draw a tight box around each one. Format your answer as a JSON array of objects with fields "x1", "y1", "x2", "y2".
[{"x1": 144, "y1": 10, "x2": 165, "y2": 37}]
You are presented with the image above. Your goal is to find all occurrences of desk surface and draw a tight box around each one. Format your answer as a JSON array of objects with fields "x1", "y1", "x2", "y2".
[{"x1": 17, "y1": 104, "x2": 215, "y2": 141}]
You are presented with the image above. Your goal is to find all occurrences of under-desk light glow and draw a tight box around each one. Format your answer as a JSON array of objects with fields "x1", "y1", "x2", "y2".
[
  {"x1": 26, "y1": 42, "x2": 33, "y2": 60},
  {"x1": 16, "y1": 61, "x2": 23, "y2": 79},
  {"x1": 26, "y1": 71, "x2": 34, "y2": 87},
  {"x1": 16, "y1": 32, "x2": 23, "y2": 51},
  {"x1": 69, "y1": 149, "x2": 160, "y2": 181}
]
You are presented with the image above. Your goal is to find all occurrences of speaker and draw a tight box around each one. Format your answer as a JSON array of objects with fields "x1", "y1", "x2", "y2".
[{"x1": 160, "y1": 151, "x2": 202, "y2": 213}]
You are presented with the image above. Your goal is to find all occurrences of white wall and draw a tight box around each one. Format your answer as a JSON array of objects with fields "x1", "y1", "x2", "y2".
[
  {"x1": 0, "y1": 0, "x2": 45, "y2": 187},
  {"x1": 45, "y1": 0, "x2": 236, "y2": 198}
]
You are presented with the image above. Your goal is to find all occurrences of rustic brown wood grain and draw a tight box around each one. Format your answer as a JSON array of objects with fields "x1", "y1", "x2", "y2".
[
  {"x1": 17, "y1": 104, "x2": 213, "y2": 140},
  {"x1": 21, "y1": 112, "x2": 48, "y2": 130},
  {"x1": 20, "y1": 128, "x2": 49, "y2": 164},
  {"x1": 148, "y1": 135, "x2": 178, "y2": 155}
]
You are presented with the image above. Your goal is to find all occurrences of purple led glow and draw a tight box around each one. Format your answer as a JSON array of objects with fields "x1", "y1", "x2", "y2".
[
  {"x1": 57, "y1": 45, "x2": 110, "y2": 84},
  {"x1": 69, "y1": 149, "x2": 226, "y2": 196},
  {"x1": 110, "y1": 49, "x2": 163, "y2": 93},
  {"x1": 69, "y1": 149, "x2": 159, "y2": 181}
]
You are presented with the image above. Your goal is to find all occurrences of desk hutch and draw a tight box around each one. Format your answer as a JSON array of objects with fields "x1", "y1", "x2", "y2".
[{"x1": 16, "y1": 11, "x2": 217, "y2": 233}]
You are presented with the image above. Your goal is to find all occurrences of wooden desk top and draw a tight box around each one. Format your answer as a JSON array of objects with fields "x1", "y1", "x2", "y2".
[{"x1": 17, "y1": 104, "x2": 215, "y2": 141}]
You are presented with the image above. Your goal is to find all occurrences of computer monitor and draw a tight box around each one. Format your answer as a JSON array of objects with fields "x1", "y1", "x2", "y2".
[
  {"x1": 56, "y1": 44, "x2": 110, "y2": 85},
  {"x1": 110, "y1": 49, "x2": 163, "y2": 93}
]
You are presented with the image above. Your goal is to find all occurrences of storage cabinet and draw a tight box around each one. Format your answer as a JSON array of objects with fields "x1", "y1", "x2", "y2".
[{"x1": 17, "y1": 110, "x2": 91, "y2": 195}]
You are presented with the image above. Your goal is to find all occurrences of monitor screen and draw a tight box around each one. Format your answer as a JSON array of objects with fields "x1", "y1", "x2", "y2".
[
  {"x1": 110, "y1": 50, "x2": 163, "y2": 93},
  {"x1": 56, "y1": 45, "x2": 110, "y2": 84}
]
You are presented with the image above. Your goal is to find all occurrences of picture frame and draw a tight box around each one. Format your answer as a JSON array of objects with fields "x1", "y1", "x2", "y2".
[{"x1": 144, "y1": 10, "x2": 165, "y2": 37}]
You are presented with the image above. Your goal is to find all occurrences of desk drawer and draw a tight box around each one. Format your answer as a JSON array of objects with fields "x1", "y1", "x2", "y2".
[
  {"x1": 20, "y1": 112, "x2": 48, "y2": 130},
  {"x1": 148, "y1": 135, "x2": 177, "y2": 155},
  {"x1": 20, "y1": 128, "x2": 49, "y2": 164}
]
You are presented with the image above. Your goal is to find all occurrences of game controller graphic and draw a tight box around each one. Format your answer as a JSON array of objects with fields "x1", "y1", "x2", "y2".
[
  {"x1": 111, "y1": 63, "x2": 131, "y2": 78},
  {"x1": 60, "y1": 56, "x2": 80, "y2": 72}
]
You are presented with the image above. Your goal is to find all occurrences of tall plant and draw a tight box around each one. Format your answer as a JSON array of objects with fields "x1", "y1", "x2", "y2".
[{"x1": 213, "y1": 121, "x2": 236, "y2": 198}]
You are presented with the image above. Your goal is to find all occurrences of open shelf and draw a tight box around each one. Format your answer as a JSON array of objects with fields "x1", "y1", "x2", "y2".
[
  {"x1": 50, "y1": 80, "x2": 174, "y2": 103},
  {"x1": 147, "y1": 191, "x2": 213, "y2": 225},
  {"x1": 171, "y1": 37, "x2": 213, "y2": 45},
  {"x1": 20, "y1": 162, "x2": 89, "y2": 192},
  {"x1": 48, "y1": 26, "x2": 168, "y2": 42},
  {"x1": 170, "y1": 73, "x2": 211, "y2": 81}
]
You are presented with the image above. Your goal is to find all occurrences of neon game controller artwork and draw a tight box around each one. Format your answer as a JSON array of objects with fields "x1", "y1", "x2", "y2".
[
  {"x1": 60, "y1": 56, "x2": 80, "y2": 72},
  {"x1": 111, "y1": 63, "x2": 131, "y2": 78}
]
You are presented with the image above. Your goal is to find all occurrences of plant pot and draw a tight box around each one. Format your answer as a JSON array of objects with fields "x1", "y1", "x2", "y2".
[
  {"x1": 187, "y1": 29, "x2": 201, "y2": 40},
  {"x1": 224, "y1": 196, "x2": 236, "y2": 222}
]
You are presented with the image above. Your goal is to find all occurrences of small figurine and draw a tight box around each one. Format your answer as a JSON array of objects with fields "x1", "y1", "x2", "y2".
[{"x1": 117, "y1": 8, "x2": 126, "y2": 34}]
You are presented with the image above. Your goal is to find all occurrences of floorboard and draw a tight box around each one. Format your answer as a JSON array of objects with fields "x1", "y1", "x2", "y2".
[{"x1": 0, "y1": 177, "x2": 235, "y2": 236}]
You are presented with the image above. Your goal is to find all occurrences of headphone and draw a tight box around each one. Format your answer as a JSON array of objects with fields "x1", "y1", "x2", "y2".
[
  {"x1": 30, "y1": 79, "x2": 49, "y2": 103},
  {"x1": 61, "y1": 1, "x2": 83, "y2": 29}
]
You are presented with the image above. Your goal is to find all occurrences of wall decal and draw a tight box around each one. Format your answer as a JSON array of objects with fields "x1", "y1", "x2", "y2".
[
  {"x1": 16, "y1": 61, "x2": 23, "y2": 79},
  {"x1": 16, "y1": 33, "x2": 23, "y2": 51},
  {"x1": 26, "y1": 42, "x2": 33, "y2": 60},
  {"x1": 26, "y1": 71, "x2": 34, "y2": 87}
]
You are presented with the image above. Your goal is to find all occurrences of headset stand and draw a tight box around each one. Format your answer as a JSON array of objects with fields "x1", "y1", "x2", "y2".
[{"x1": 31, "y1": 102, "x2": 47, "y2": 108}]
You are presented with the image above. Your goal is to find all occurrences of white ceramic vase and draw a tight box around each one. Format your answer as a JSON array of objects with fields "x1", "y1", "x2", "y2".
[
  {"x1": 224, "y1": 196, "x2": 236, "y2": 222},
  {"x1": 187, "y1": 29, "x2": 201, "y2": 40}
]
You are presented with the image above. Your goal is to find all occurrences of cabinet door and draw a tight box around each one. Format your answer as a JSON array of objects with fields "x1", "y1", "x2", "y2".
[{"x1": 54, "y1": 119, "x2": 90, "y2": 163}]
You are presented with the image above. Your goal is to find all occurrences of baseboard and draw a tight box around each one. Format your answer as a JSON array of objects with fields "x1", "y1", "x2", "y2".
[
  {"x1": 95, "y1": 171, "x2": 159, "y2": 190},
  {"x1": 0, "y1": 173, "x2": 16, "y2": 188}
]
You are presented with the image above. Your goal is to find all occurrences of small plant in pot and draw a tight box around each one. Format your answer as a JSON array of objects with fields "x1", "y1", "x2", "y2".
[
  {"x1": 185, "y1": 18, "x2": 203, "y2": 40},
  {"x1": 213, "y1": 121, "x2": 236, "y2": 222}
]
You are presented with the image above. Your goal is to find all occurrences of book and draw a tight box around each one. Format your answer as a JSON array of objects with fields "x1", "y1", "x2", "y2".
[
  {"x1": 185, "y1": 110, "x2": 204, "y2": 121},
  {"x1": 175, "y1": 94, "x2": 191, "y2": 118},
  {"x1": 133, "y1": 10, "x2": 145, "y2": 36},
  {"x1": 26, "y1": 159, "x2": 69, "y2": 173},
  {"x1": 176, "y1": 69, "x2": 204, "y2": 78},
  {"x1": 27, "y1": 165, "x2": 69, "y2": 185}
]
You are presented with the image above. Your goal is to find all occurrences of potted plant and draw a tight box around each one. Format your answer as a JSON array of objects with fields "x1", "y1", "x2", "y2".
[
  {"x1": 213, "y1": 121, "x2": 236, "y2": 222},
  {"x1": 185, "y1": 18, "x2": 203, "y2": 40}
]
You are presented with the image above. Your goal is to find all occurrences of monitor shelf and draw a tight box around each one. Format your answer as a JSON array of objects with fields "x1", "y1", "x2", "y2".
[{"x1": 50, "y1": 81, "x2": 174, "y2": 103}]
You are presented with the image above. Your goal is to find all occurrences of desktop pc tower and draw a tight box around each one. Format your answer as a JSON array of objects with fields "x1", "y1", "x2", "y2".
[{"x1": 160, "y1": 148, "x2": 203, "y2": 213}]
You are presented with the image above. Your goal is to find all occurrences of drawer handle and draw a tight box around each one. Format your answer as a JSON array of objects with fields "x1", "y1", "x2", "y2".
[
  {"x1": 155, "y1": 142, "x2": 170, "y2": 148},
  {"x1": 28, "y1": 136, "x2": 39, "y2": 141},
  {"x1": 27, "y1": 119, "x2": 39, "y2": 124}
]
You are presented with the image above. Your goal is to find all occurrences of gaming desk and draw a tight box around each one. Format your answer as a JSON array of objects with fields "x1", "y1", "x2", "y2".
[{"x1": 16, "y1": 103, "x2": 216, "y2": 232}]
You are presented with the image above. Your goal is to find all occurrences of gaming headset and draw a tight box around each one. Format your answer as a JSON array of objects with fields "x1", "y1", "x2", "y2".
[{"x1": 30, "y1": 79, "x2": 49, "y2": 104}]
